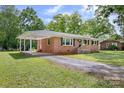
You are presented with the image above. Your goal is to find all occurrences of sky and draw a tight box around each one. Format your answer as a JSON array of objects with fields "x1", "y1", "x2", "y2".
[
  {"x1": 15, "y1": 5, "x2": 120, "y2": 34},
  {"x1": 16, "y1": 5, "x2": 97, "y2": 24}
]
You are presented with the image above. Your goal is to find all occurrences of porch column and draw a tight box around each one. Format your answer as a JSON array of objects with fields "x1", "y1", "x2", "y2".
[
  {"x1": 89, "y1": 40, "x2": 92, "y2": 45},
  {"x1": 81, "y1": 39, "x2": 84, "y2": 46},
  {"x1": 20, "y1": 38, "x2": 21, "y2": 52},
  {"x1": 30, "y1": 38, "x2": 32, "y2": 53},
  {"x1": 89, "y1": 40, "x2": 92, "y2": 52},
  {"x1": 40, "y1": 39, "x2": 42, "y2": 49},
  {"x1": 24, "y1": 39, "x2": 25, "y2": 51},
  {"x1": 98, "y1": 41, "x2": 100, "y2": 50}
]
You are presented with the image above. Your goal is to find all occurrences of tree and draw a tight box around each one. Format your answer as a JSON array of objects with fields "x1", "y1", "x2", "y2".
[
  {"x1": 47, "y1": 21, "x2": 56, "y2": 31},
  {"x1": 81, "y1": 18, "x2": 115, "y2": 38},
  {"x1": 47, "y1": 12, "x2": 82, "y2": 34},
  {"x1": 19, "y1": 7, "x2": 45, "y2": 50},
  {"x1": 95, "y1": 5, "x2": 124, "y2": 38},
  {"x1": 0, "y1": 5, "x2": 21, "y2": 50},
  {"x1": 47, "y1": 14, "x2": 69, "y2": 33},
  {"x1": 110, "y1": 34, "x2": 122, "y2": 40},
  {"x1": 19, "y1": 7, "x2": 45, "y2": 31},
  {"x1": 67, "y1": 12, "x2": 82, "y2": 34}
]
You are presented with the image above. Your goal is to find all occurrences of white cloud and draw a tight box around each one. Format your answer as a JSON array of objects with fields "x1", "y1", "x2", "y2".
[
  {"x1": 108, "y1": 14, "x2": 121, "y2": 35},
  {"x1": 79, "y1": 5, "x2": 98, "y2": 19},
  {"x1": 44, "y1": 18, "x2": 52, "y2": 24},
  {"x1": 80, "y1": 5, "x2": 91, "y2": 13},
  {"x1": 92, "y1": 5, "x2": 98, "y2": 11},
  {"x1": 83, "y1": 5, "x2": 90, "y2": 11},
  {"x1": 45, "y1": 5, "x2": 63, "y2": 14},
  {"x1": 80, "y1": 5, "x2": 98, "y2": 13},
  {"x1": 62, "y1": 12, "x2": 72, "y2": 15},
  {"x1": 109, "y1": 14, "x2": 117, "y2": 25}
]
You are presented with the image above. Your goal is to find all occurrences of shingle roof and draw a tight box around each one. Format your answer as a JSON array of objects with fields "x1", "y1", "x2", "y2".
[{"x1": 17, "y1": 30, "x2": 98, "y2": 40}]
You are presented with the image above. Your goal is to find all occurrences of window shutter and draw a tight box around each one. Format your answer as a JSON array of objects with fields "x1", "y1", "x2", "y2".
[
  {"x1": 73, "y1": 39, "x2": 75, "y2": 46},
  {"x1": 61, "y1": 38, "x2": 63, "y2": 46}
]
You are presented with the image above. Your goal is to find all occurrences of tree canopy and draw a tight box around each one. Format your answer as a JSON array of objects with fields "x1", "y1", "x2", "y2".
[
  {"x1": 95, "y1": 5, "x2": 124, "y2": 38},
  {"x1": 19, "y1": 7, "x2": 45, "y2": 31},
  {"x1": 0, "y1": 5, "x2": 123, "y2": 50},
  {"x1": 47, "y1": 11, "x2": 115, "y2": 38},
  {"x1": 0, "y1": 6, "x2": 45, "y2": 50},
  {"x1": 81, "y1": 18, "x2": 115, "y2": 38},
  {"x1": 47, "y1": 12, "x2": 82, "y2": 34},
  {"x1": 0, "y1": 5, "x2": 20, "y2": 49}
]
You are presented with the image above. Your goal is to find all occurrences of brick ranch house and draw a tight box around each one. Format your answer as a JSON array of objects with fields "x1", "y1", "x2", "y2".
[
  {"x1": 100, "y1": 40, "x2": 124, "y2": 50},
  {"x1": 17, "y1": 30, "x2": 100, "y2": 54}
]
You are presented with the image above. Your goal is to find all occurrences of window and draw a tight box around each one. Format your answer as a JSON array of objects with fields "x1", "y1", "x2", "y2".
[
  {"x1": 87, "y1": 40, "x2": 89, "y2": 45},
  {"x1": 61, "y1": 38, "x2": 73, "y2": 46},
  {"x1": 112, "y1": 42, "x2": 117, "y2": 46},
  {"x1": 66, "y1": 39, "x2": 70, "y2": 45},
  {"x1": 106, "y1": 43, "x2": 109, "y2": 48},
  {"x1": 84, "y1": 40, "x2": 87, "y2": 45},
  {"x1": 91, "y1": 40, "x2": 94, "y2": 45},
  {"x1": 81, "y1": 40, "x2": 83, "y2": 45},
  {"x1": 94, "y1": 41, "x2": 97, "y2": 45},
  {"x1": 48, "y1": 39, "x2": 50, "y2": 45}
]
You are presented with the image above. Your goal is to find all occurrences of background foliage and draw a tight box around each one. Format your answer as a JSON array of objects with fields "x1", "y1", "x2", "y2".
[{"x1": 0, "y1": 5, "x2": 124, "y2": 50}]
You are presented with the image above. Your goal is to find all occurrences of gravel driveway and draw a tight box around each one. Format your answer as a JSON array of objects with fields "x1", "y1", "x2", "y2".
[{"x1": 42, "y1": 55, "x2": 124, "y2": 81}]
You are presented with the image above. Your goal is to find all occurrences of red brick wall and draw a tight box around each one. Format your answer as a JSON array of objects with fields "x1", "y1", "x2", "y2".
[
  {"x1": 37, "y1": 37, "x2": 99, "y2": 54},
  {"x1": 77, "y1": 44, "x2": 99, "y2": 53},
  {"x1": 37, "y1": 38, "x2": 54, "y2": 53},
  {"x1": 52, "y1": 37, "x2": 79, "y2": 54}
]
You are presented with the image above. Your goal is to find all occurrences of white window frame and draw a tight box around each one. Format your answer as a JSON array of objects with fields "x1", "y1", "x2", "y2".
[
  {"x1": 81, "y1": 40, "x2": 84, "y2": 45},
  {"x1": 62, "y1": 38, "x2": 73, "y2": 46},
  {"x1": 106, "y1": 43, "x2": 109, "y2": 48},
  {"x1": 112, "y1": 42, "x2": 117, "y2": 46}
]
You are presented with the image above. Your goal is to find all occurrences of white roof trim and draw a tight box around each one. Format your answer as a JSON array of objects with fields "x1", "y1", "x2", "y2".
[{"x1": 17, "y1": 30, "x2": 98, "y2": 40}]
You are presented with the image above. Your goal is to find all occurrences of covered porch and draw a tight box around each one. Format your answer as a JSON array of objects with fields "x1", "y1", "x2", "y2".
[{"x1": 17, "y1": 35, "x2": 52, "y2": 55}]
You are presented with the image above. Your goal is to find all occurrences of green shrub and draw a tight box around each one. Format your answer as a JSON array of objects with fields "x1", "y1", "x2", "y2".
[{"x1": 108, "y1": 45, "x2": 118, "y2": 50}]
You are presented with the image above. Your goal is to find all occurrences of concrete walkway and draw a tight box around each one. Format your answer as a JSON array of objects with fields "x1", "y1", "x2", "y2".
[{"x1": 42, "y1": 56, "x2": 124, "y2": 81}]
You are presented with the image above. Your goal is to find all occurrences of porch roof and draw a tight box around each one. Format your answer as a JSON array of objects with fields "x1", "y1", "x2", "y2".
[{"x1": 17, "y1": 30, "x2": 98, "y2": 40}]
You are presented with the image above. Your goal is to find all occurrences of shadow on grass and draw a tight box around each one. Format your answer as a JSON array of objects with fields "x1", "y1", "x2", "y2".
[{"x1": 9, "y1": 52, "x2": 34, "y2": 59}]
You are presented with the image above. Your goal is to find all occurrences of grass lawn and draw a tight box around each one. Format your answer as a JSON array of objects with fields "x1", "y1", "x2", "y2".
[
  {"x1": 0, "y1": 51, "x2": 123, "y2": 88},
  {"x1": 67, "y1": 51, "x2": 124, "y2": 67}
]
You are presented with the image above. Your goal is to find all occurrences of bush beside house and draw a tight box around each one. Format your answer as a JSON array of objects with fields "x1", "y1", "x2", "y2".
[{"x1": 108, "y1": 45, "x2": 118, "y2": 50}]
